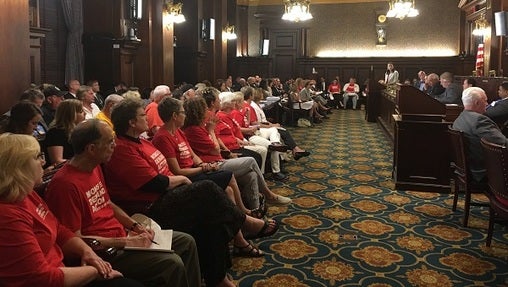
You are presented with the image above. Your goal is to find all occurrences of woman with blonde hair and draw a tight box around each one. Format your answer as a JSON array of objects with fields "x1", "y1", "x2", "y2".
[
  {"x1": 44, "y1": 99, "x2": 85, "y2": 166},
  {"x1": 0, "y1": 133, "x2": 142, "y2": 287}
]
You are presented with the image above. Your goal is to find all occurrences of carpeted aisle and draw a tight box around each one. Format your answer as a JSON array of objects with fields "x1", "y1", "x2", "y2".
[{"x1": 231, "y1": 109, "x2": 508, "y2": 287}]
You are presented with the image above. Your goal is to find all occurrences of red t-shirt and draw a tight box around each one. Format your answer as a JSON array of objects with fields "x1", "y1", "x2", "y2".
[
  {"x1": 217, "y1": 111, "x2": 244, "y2": 139},
  {"x1": 46, "y1": 164, "x2": 126, "y2": 238},
  {"x1": 145, "y1": 102, "x2": 163, "y2": 135},
  {"x1": 153, "y1": 128, "x2": 195, "y2": 169},
  {"x1": 243, "y1": 101, "x2": 258, "y2": 125},
  {"x1": 231, "y1": 109, "x2": 248, "y2": 129},
  {"x1": 328, "y1": 83, "x2": 341, "y2": 94},
  {"x1": 215, "y1": 112, "x2": 240, "y2": 150},
  {"x1": 182, "y1": 125, "x2": 223, "y2": 163},
  {"x1": 345, "y1": 83, "x2": 356, "y2": 93},
  {"x1": 104, "y1": 136, "x2": 173, "y2": 203},
  {"x1": 0, "y1": 192, "x2": 75, "y2": 287}
]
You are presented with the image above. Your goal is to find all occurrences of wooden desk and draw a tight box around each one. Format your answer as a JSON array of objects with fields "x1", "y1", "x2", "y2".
[{"x1": 392, "y1": 85, "x2": 462, "y2": 193}]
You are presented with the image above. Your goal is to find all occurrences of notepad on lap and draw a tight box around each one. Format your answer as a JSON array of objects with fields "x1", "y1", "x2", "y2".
[{"x1": 125, "y1": 213, "x2": 173, "y2": 252}]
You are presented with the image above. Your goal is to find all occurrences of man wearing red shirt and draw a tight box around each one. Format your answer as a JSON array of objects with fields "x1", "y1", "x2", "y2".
[
  {"x1": 46, "y1": 119, "x2": 201, "y2": 287},
  {"x1": 145, "y1": 85, "x2": 172, "y2": 137}
]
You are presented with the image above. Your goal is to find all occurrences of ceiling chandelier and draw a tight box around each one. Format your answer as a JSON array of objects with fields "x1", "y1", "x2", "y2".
[
  {"x1": 386, "y1": 0, "x2": 419, "y2": 20},
  {"x1": 163, "y1": 1, "x2": 186, "y2": 25},
  {"x1": 282, "y1": 0, "x2": 313, "y2": 22}
]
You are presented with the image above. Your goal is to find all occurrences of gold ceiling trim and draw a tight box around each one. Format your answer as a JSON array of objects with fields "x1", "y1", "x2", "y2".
[{"x1": 237, "y1": 0, "x2": 386, "y2": 6}]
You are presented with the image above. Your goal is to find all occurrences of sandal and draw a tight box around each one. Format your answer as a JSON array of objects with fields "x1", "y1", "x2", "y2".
[
  {"x1": 245, "y1": 219, "x2": 279, "y2": 240},
  {"x1": 249, "y1": 205, "x2": 267, "y2": 219},
  {"x1": 233, "y1": 241, "x2": 264, "y2": 257}
]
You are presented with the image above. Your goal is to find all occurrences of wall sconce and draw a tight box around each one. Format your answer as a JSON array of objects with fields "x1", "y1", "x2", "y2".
[
  {"x1": 472, "y1": 15, "x2": 490, "y2": 37},
  {"x1": 223, "y1": 24, "x2": 237, "y2": 40},
  {"x1": 163, "y1": 0, "x2": 186, "y2": 26}
]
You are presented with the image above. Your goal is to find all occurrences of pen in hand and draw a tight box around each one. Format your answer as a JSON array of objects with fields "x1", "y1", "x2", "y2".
[{"x1": 151, "y1": 240, "x2": 159, "y2": 245}]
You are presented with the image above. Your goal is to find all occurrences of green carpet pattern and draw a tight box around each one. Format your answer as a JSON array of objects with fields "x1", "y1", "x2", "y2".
[{"x1": 231, "y1": 110, "x2": 508, "y2": 287}]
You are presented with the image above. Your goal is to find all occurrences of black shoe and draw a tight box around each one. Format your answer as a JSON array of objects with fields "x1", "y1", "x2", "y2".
[
  {"x1": 272, "y1": 172, "x2": 288, "y2": 181},
  {"x1": 268, "y1": 143, "x2": 289, "y2": 152},
  {"x1": 294, "y1": 151, "x2": 310, "y2": 160},
  {"x1": 313, "y1": 118, "x2": 323, "y2": 124},
  {"x1": 322, "y1": 115, "x2": 330, "y2": 119}
]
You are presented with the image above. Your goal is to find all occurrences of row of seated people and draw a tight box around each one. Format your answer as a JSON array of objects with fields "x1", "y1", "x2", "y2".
[
  {"x1": 285, "y1": 77, "x2": 366, "y2": 125},
  {"x1": 0, "y1": 82, "x2": 312, "y2": 287}
]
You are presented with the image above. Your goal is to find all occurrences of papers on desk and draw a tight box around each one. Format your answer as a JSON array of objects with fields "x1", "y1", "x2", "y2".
[{"x1": 125, "y1": 213, "x2": 173, "y2": 252}]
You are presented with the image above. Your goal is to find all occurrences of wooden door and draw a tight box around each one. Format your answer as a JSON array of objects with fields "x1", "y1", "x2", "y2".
[{"x1": 270, "y1": 29, "x2": 299, "y2": 81}]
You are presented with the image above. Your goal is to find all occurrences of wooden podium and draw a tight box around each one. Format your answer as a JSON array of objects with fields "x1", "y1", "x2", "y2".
[{"x1": 392, "y1": 85, "x2": 462, "y2": 193}]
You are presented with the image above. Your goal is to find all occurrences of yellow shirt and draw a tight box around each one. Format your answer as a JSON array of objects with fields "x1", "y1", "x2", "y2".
[{"x1": 95, "y1": 111, "x2": 113, "y2": 129}]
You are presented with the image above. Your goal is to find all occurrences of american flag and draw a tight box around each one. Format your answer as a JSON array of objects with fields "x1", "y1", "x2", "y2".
[{"x1": 475, "y1": 43, "x2": 484, "y2": 76}]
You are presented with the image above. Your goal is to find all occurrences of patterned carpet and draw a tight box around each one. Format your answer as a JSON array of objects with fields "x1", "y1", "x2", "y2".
[{"x1": 230, "y1": 109, "x2": 508, "y2": 287}]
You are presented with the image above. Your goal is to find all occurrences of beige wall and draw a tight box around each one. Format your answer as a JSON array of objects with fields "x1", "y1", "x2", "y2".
[{"x1": 248, "y1": 0, "x2": 461, "y2": 57}]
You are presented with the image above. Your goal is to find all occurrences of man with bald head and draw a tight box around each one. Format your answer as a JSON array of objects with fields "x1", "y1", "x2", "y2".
[
  {"x1": 452, "y1": 87, "x2": 508, "y2": 183},
  {"x1": 145, "y1": 85, "x2": 172, "y2": 136},
  {"x1": 426, "y1": 73, "x2": 445, "y2": 96}
]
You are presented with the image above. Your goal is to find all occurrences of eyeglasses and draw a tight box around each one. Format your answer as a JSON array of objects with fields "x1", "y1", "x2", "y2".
[{"x1": 36, "y1": 152, "x2": 45, "y2": 162}]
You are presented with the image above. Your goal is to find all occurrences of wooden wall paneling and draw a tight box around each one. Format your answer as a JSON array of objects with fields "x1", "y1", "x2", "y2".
[
  {"x1": 174, "y1": 0, "x2": 202, "y2": 84},
  {"x1": 120, "y1": 41, "x2": 141, "y2": 87},
  {"x1": 30, "y1": 29, "x2": 48, "y2": 84},
  {"x1": 342, "y1": 68, "x2": 357, "y2": 81},
  {"x1": 83, "y1": 0, "x2": 123, "y2": 38},
  {"x1": 273, "y1": 53, "x2": 294, "y2": 81},
  {"x1": 326, "y1": 68, "x2": 340, "y2": 81},
  {"x1": 82, "y1": 35, "x2": 120, "y2": 92},
  {"x1": 357, "y1": 68, "x2": 371, "y2": 85},
  {"x1": 0, "y1": 0, "x2": 30, "y2": 114},
  {"x1": 39, "y1": 0, "x2": 66, "y2": 87},
  {"x1": 134, "y1": 0, "x2": 154, "y2": 89}
]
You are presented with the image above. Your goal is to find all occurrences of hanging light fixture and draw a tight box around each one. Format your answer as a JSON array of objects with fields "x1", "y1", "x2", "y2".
[
  {"x1": 223, "y1": 24, "x2": 237, "y2": 40},
  {"x1": 281, "y1": 0, "x2": 313, "y2": 22},
  {"x1": 386, "y1": 0, "x2": 419, "y2": 20},
  {"x1": 163, "y1": 1, "x2": 186, "y2": 26},
  {"x1": 472, "y1": 15, "x2": 490, "y2": 37}
]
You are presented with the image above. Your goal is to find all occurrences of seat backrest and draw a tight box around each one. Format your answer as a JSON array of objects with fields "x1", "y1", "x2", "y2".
[
  {"x1": 481, "y1": 138, "x2": 508, "y2": 201},
  {"x1": 448, "y1": 126, "x2": 469, "y2": 183},
  {"x1": 34, "y1": 162, "x2": 66, "y2": 197}
]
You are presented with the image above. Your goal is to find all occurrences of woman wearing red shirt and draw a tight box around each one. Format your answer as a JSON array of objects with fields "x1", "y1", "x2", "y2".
[{"x1": 0, "y1": 133, "x2": 141, "y2": 287}]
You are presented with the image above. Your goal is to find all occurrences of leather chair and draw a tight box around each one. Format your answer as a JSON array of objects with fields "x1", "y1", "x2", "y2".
[
  {"x1": 480, "y1": 138, "x2": 508, "y2": 247},
  {"x1": 447, "y1": 126, "x2": 488, "y2": 227}
]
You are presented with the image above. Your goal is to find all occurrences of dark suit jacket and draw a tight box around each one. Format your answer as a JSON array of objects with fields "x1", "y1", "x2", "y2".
[
  {"x1": 63, "y1": 92, "x2": 76, "y2": 100},
  {"x1": 427, "y1": 83, "x2": 445, "y2": 96},
  {"x1": 452, "y1": 110, "x2": 508, "y2": 182},
  {"x1": 435, "y1": 83, "x2": 462, "y2": 105},
  {"x1": 484, "y1": 98, "x2": 508, "y2": 125}
]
